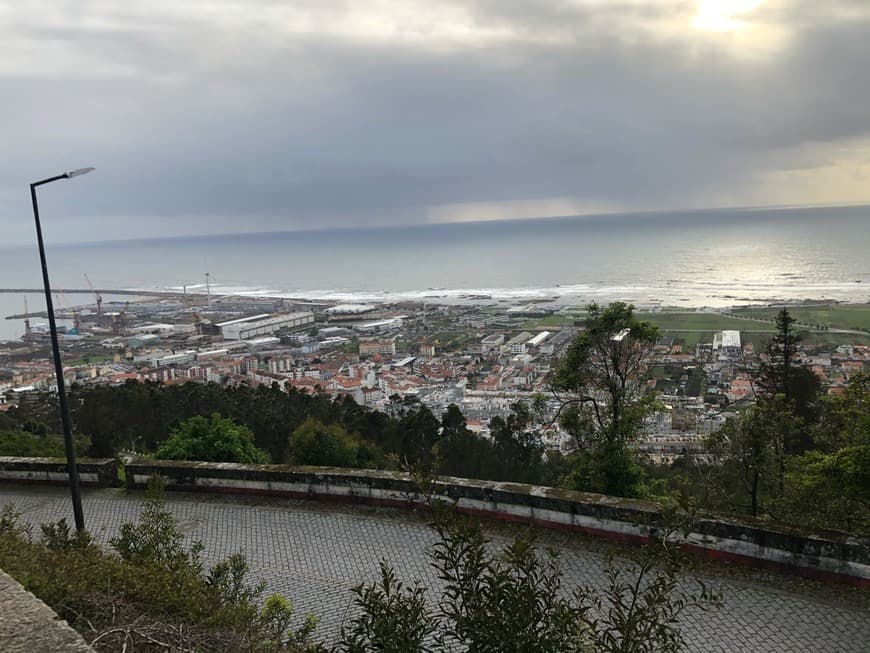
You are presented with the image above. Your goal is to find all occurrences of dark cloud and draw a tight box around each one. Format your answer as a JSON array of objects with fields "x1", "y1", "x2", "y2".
[{"x1": 1, "y1": 0, "x2": 869, "y2": 243}]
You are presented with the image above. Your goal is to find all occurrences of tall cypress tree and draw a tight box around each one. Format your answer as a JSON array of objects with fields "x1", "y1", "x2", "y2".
[
  {"x1": 758, "y1": 309, "x2": 799, "y2": 401},
  {"x1": 757, "y1": 308, "x2": 820, "y2": 453}
]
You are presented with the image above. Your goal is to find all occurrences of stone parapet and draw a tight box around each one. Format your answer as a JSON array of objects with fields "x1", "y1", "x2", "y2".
[
  {"x1": 0, "y1": 569, "x2": 94, "y2": 652},
  {"x1": 125, "y1": 460, "x2": 870, "y2": 587},
  {"x1": 0, "y1": 456, "x2": 117, "y2": 488}
]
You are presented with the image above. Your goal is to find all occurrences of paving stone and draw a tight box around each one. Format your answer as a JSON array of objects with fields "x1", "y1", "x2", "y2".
[{"x1": 2, "y1": 486, "x2": 868, "y2": 651}]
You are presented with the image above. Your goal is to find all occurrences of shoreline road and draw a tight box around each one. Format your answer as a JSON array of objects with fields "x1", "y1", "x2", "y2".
[{"x1": 3, "y1": 487, "x2": 868, "y2": 652}]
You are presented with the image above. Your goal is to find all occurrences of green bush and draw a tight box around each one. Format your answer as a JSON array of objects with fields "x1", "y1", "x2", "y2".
[
  {"x1": 562, "y1": 443, "x2": 648, "y2": 498},
  {"x1": 288, "y1": 418, "x2": 380, "y2": 468},
  {"x1": 0, "y1": 428, "x2": 90, "y2": 457},
  {"x1": 156, "y1": 413, "x2": 269, "y2": 464},
  {"x1": 0, "y1": 477, "x2": 323, "y2": 652},
  {"x1": 339, "y1": 512, "x2": 721, "y2": 653}
]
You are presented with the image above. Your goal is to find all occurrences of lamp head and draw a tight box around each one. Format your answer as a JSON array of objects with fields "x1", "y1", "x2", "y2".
[{"x1": 66, "y1": 167, "x2": 95, "y2": 179}]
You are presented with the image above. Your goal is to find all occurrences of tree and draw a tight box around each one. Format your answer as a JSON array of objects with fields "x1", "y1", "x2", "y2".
[
  {"x1": 440, "y1": 404, "x2": 468, "y2": 441},
  {"x1": 0, "y1": 428, "x2": 89, "y2": 458},
  {"x1": 758, "y1": 309, "x2": 798, "y2": 400},
  {"x1": 778, "y1": 445, "x2": 870, "y2": 535},
  {"x1": 288, "y1": 418, "x2": 361, "y2": 468},
  {"x1": 156, "y1": 413, "x2": 269, "y2": 464},
  {"x1": 757, "y1": 308, "x2": 821, "y2": 436},
  {"x1": 553, "y1": 302, "x2": 659, "y2": 497},
  {"x1": 811, "y1": 373, "x2": 869, "y2": 452},
  {"x1": 488, "y1": 402, "x2": 548, "y2": 484},
  {"x1": 435, "y1": 405, "x2": 503, "y2": 482},
  {"x1": 554, "y1": 302, "x2": 661, "y2": 448},
  {"x1": 395, "y1": 405, "x2": 441, "y2": 463},
  {"x1": 561, "y1": 442, "x2": 647, "y2": 498},
  {"x1": 706, "y1": 400, "x2": 800, "y2": 517}
]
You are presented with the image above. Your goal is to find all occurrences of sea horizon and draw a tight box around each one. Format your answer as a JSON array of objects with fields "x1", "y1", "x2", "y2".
[{"x1": 1, "y1": 203, "x2": 868, "y2": 341}]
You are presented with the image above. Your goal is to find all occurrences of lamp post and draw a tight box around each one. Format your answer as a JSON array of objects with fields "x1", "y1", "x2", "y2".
[{"x1": 30, "y1": 167, "x2": 95, "y2": 531}]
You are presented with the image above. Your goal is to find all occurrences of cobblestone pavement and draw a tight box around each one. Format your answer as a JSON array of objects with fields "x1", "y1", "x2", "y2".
[{"x1": 3, "y1": 486, "x2": 869, "y2": 652}]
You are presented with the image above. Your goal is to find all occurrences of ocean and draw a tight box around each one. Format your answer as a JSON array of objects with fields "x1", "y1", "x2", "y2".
[{"x1": 1, "y1": 205, "x2": 868, "y2": 341}]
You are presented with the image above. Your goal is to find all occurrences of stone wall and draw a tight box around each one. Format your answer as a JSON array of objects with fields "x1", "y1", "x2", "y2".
[
  {"x1": 0, "y1": 456, "x2": 117, "y2": 488},
  {"x1": 0, "y1": 569, "x2": 94, "y2": 652},
  {"x1": 124, "y1": 460, "x2": 870, "y2": 588},
  {"x1": 2, "y1": 456, "x2": 867, "y2": 587}
]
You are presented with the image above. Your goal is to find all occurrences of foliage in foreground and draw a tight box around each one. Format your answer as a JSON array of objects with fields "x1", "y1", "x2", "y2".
[
  {"x1": 1, "y1": 474, "x2": 724, "y2": 653},
  {"x1": 0, "y1": 476, "x2": 323, "y2": 652},
  {"x1": 339, "y1": 510, "x2": 721, "y2": 653}
]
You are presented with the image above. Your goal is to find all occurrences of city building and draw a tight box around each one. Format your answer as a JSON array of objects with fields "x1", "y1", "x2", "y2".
[
  {"x1": 359, "y1": 336, "x2": 397, "y2": 357},
  {"x1": 220, "y1": 312, "x2": 314, "y2": 340},
  {"x1": 353, "y1": 317, "x2": 406, "y2": 334}
]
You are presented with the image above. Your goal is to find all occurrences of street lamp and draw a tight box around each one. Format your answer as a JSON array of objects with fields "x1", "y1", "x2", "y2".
[{"x1": 30, "y1": 167, "x2": 95, "y2": 531}]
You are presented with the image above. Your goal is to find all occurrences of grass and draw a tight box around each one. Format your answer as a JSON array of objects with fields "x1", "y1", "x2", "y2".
[
  {"x1": 430, "y1": 331, "x2": 472, "y2": 352},
  {"x1": 634, "y1": 309, "x2": 870, "y2": 349},
  {"x1": 731, "y1": 303, "x2": 870, "y2": 332},
  {"x1": 64, "y1": 353, "x2": 114, "y2": 366},
  {"x1": 637, "y1": 312, "x2": 758, "y2": 332},
  {"x1": 662, "y1": 329, "x2": 870, "y2": 350},
  {"x1": 520, "y1": 315, "x2": 577, "y2": 329}
]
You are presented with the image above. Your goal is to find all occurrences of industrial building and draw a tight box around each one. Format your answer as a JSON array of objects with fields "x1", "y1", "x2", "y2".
[
  {"x1": 505, "y1": 332, "x2": 532, "y2": 355},
  {"x1": 527, "y1": 331, "x2": 551, "y2": 348},
  {"x1": 353, "y1": 317, "x2": 406, "y2": 334},
  {"x1": 481, "y1": 333, "x2": 505, "y2": 354},
  {"x1": 325, "y1": 304, "x2": 377, "y2": 315},
  {"x1": 156, "y1": 351, "x2": 197, "y2": 367},
  {"x1": 219, "y1": 312, "x2": 314, "y2": 340},
  {"x1": 127, "y1": 333, "x2": 161, "y2": 349},
  {"x1": 713, "y1": 330, "x2": 741, "y2": 351}
]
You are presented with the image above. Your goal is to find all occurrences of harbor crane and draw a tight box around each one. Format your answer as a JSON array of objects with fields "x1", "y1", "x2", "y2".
[{"x1": 84, "y1": 273, "x2": 102, "y2": 318}]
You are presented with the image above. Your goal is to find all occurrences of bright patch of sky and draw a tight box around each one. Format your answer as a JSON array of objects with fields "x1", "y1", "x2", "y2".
[{"x1": 0, "y1": 0, "x2": 869, "y2": 243}]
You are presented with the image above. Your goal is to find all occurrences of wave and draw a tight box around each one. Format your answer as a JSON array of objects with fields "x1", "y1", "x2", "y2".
[{"x1": 131, "y1": 279, "x2": 870, "y2": 308}]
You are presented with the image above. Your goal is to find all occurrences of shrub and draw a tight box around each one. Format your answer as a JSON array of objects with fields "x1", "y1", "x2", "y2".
[
  {"x1": 156, "y1": 413, "x2": 269, "y2": 464},
  {"x1": 340, "y1": 511, "x2": 721, "y2": 653},
  {"x1": 0, "y1": 476, "x2": 323, "y2": 652}
]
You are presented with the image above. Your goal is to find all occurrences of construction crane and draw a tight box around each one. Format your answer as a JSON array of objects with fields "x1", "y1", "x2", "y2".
[
  {"x1": 84, "y1": 273, "x2": 102, "y2": 318},
  {"x1": 55, "y1": 291, "x2": 80, "y2": 335}
]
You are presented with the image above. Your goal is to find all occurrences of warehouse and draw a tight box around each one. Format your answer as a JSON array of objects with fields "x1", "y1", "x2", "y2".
[{"x1": 220, "y1": 312, "x2": 314, "y2": 340}]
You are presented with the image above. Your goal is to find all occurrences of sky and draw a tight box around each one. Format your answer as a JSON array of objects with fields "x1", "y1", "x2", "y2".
[{"x1": 1, "y1": 0, "x2": 869, "y2": 244}]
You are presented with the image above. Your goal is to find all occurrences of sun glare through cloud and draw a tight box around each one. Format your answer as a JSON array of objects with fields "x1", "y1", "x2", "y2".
[{"x1": 692, "y1": 0, "x2": 764, "y2": 31}]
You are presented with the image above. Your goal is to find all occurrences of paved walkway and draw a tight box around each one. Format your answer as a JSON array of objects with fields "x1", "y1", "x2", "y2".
[{"x1": 2, "y1": 486, "x2": 868, "y2": 652}]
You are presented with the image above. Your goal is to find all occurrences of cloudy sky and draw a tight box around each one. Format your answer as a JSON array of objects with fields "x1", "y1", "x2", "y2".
[{"x1": 1, "y1": 0, "x2": 869, "y2": 244}]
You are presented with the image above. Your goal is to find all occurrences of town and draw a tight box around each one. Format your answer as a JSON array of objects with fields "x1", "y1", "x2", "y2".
[{"x1": 3, "y1": 290, "x2": 868, "y2": 460}]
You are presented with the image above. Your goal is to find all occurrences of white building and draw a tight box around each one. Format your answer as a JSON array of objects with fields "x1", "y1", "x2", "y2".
[
  {"x1": 527, "y1": 331, "x2": 551, "y2": 348},
  {"x1": 354, "y1": 317, "x2": 406, "y2": 334},
  {"x1": 505, "y1": 332, "x2": 532, "y2": 355},
  {"x1": 220, "y1": 312, "x2": 314, "y2": 340},
  {"x1": 156, "y1": 351, "x2": 197, "y2": 367},
  {"x1": 713, "y1": 330, "x2": 741, "y2": 351}
]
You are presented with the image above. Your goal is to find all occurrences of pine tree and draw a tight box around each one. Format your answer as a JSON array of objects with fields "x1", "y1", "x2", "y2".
[{"x1": 757, "y1": 308, "x2": 820, "y2": 452}]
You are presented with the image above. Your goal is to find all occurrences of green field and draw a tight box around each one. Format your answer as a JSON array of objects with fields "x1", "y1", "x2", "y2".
[
  {"x1": 637, "y1": 312, "x2": 755, "y2": 332},
  {"x1": 520, "y1": 315, "x2": 577, "y2": 329},
  {"x1": 430, "y1": 331, "x2": 473, "y2": 352},
  {"x1": 732, "y1": 303, "x2": 870, "y2": 332},
  {"x1": 64, "y1": 353, "x2": 114, "y2": 366},
  {"x1": 635, "y1": 310, "x2": 870, "y2": 348}
]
